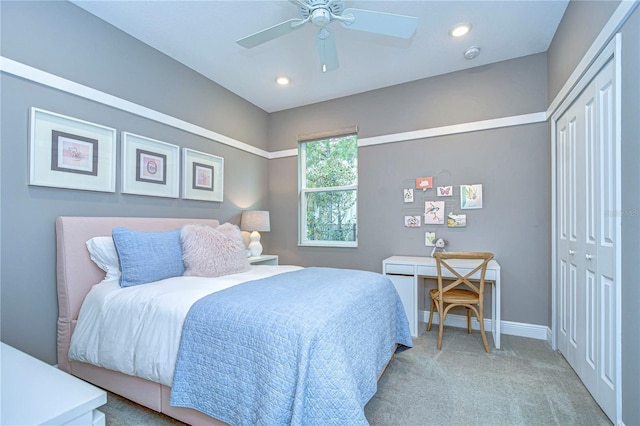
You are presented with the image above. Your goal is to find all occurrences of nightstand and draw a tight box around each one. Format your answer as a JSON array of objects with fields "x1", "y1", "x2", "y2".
[
  {"x1": 1, "y1": 342, "x2": 107, "y2": 425},
  {"x1": 248, "y1": 254, "x2": 279, "y2": 265}
]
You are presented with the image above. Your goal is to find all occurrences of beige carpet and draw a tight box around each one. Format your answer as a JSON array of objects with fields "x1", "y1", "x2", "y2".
[{"x1": 102, "y1": 327, "x2": 611, "y2": 425}]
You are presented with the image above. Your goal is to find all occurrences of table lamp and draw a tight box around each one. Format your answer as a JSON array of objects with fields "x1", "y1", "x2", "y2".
[{"x1": 240, "y1": 210, "x2": 270, "y2": 257}]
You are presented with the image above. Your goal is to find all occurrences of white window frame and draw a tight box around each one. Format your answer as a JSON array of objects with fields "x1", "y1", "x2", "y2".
[{"x1": 298, "y1": 135, "x2": 358, "y2": 248}]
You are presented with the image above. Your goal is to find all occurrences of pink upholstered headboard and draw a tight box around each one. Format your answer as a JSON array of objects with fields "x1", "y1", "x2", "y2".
[{"x1": 55, "y1": 216, "x2": 220, "y2": 371}]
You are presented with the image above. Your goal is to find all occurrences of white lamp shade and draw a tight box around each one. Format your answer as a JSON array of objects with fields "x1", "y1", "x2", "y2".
[{"x1": 240, "y1": 210, "x2": 270, "y2": 232}]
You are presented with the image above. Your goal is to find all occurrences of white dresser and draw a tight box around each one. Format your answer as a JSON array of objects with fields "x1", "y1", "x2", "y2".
[{"x1": 1, "y1": 342, "x2": 106, "y2": 425}]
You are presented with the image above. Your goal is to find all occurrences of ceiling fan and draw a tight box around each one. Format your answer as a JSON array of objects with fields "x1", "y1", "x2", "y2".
[{"x1": 236, "y1": 0, "x2": 418, "y2": 73}]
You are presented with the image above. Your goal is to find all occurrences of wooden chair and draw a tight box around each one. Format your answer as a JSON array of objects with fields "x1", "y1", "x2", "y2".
[{"x1": 426, "y1": 251, "x2": 495, "y2": 353}]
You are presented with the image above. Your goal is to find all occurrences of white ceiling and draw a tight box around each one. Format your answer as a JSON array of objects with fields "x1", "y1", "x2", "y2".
[{"x1": 70, "y1": 1, "x2": 568, "y2": 113}]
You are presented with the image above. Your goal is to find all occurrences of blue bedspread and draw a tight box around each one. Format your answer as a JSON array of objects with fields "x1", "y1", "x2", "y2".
[{"x1": 169, "y1": 267, "x2": 412, "y2": 425}]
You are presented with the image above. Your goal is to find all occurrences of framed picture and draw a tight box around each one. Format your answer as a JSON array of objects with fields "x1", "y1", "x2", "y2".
[
  {"x1": 424, "y1": 200, "x2": 445, "y2": 224},
  {"x1": 182, "y1": 148, "x2": 224, "y2": 201},
  {"x1": 121, "y1": 132, "x2": 180, "y2": 198},
  {"x1": 460, "y1": 184, "x2": 483, "y2": 209},
  {"x1": 29, "y1": 108, "x2": 116, "y2": 192}
]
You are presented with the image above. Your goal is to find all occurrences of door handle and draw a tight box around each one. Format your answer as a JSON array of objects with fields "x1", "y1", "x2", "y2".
[
  {"x1": 569, "y1": 250, "x2": 575, "y2": 255},
  {"x1": 585, "y1": 254, "x2": 593, "y2": 260}
]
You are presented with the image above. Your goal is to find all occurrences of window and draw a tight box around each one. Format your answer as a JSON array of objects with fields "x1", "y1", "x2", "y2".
[{"x1": 299, "y1": 133, "x2": 357, "y2": 247}]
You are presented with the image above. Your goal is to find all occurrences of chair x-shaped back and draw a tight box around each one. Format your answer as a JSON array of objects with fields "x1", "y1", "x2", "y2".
[{"x1": 427, "y1": 251, "x2": 494, "y2": 352}]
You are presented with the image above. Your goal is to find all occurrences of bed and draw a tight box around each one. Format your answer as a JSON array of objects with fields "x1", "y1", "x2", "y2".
[{"x1": 56, "y1": 216, "x2": 412, "y2": 425}]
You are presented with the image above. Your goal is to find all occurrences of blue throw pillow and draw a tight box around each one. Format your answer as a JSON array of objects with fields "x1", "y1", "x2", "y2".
[{"x1": 112, "y1": 227, "x2": 185, "y2": 287}]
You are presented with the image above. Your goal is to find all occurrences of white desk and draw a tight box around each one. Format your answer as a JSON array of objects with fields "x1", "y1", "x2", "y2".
[
  {"x1": 1, "y1": 342, "x2": 106, "y2": 425},
  {"x1": 383, "y1": 255, "x2": 501, "y2": 349}
]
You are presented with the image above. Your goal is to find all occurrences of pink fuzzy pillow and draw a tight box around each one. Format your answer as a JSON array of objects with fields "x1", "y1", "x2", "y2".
[{"x1": 181, "y1": 223, "x2": 250, "y2": 277}]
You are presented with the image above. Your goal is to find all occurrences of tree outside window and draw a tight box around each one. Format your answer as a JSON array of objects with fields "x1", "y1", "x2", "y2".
[{"x1": 299, "y1": 134, "x2": 357, "y2": 247}]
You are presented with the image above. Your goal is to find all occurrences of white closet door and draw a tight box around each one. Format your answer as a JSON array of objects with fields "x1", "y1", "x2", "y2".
[
  {"x1": 555, "y1": 58, "x2": 617, "y2": 421},
  {"x1": 592, "y1": 58, "x2": 618, "y2": 418}
]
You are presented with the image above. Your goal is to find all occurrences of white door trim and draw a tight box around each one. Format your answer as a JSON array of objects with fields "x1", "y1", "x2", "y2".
[{"x1": 550, "y1": 34, "x2": 622, "y2": 423}]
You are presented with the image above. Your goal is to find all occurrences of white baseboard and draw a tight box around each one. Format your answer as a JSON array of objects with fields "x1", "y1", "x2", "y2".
[{"x1": 420, "y1": 310, "x2": 548, "y2": 341}]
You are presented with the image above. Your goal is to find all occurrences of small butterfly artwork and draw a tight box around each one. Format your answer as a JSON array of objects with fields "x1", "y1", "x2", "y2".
[{"x1": 437, "y1": 186, "x2": 453, "y2": 197}]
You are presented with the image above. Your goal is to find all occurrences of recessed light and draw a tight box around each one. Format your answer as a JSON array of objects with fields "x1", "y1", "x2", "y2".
[
  {"x1": 450, "y1": 22, "x2": 471, "y2": 38},
  {"x1": 276, "y1": 76, "x2": 290, "y2": 85}
]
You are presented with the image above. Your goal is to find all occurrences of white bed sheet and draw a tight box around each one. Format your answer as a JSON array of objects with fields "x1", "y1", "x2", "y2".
[{"x1": 68, "y1": 265, "x2": 302, "y2": 387}]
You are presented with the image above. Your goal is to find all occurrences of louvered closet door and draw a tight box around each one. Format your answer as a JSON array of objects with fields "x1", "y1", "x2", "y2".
[{"x1": 555, "y1": 57, "x2": 617, "y2": 421}]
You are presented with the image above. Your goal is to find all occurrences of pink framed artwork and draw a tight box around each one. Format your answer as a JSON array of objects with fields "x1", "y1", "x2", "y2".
[
  {"x1": 182, "y1": 148, "x2": 224, "y2": 202},
  {"x1": 121, "y1": 132, "x2": 180, "y2": 198},
  {"x1": 29, "y1": 107, "x2": 116, "y2": 192}
]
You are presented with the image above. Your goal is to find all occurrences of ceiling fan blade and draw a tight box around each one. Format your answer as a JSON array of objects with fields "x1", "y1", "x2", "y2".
[
  {"x1": 288, "y1": 0, "x2": 310, "y2": 8},
  {"x1": 339, "y1": 8, "x2": 418, "y2": 39},
  {"x1": 236, "y1": 18, "x2": 305, "y2": 48},
  {"x1": 316, "y1": 28, "x2": 339, "y2": 73}
]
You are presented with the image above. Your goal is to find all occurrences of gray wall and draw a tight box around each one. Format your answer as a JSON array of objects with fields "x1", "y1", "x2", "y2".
[
  {"x1": 546, "y1": 0, "x2": 621, "y2": 102},
  {"x1": 268, "y1": 53, "x2": 551, "y2": 326},
  {"x1": 269, "y1": 54, "x2": 547, "y2": 149},
  {"x1": 0, "y1": 1, "x2": 270, "y2": 364},
  {"x1": 547, "y1": 2, "x2": 639, "y2": 425}
]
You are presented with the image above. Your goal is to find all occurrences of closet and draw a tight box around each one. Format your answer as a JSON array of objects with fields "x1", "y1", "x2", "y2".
[{"x1": 554, "y1": 39, "x2": 620, "y2": 422}]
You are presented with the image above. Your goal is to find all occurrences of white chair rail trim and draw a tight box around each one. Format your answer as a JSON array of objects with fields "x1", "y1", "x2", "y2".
[
  {"x1": 1, "y1": 55, "x2": 544, "y2": 160},
  {"x1": 0, "y1": 56, "x2": 270, "y2": 159}
]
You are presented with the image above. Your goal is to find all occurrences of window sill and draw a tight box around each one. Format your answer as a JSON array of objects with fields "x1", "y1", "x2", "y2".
[{"x1": 298, "y1": 241, "x2": 358, "y2": 248}]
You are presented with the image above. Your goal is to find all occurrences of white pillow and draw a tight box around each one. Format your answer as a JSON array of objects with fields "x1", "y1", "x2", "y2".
[{"x1": 86, "y1": 236, "x2": 121, "y2": 280}]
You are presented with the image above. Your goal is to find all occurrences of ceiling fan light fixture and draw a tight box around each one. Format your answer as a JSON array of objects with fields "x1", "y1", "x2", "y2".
[
  {"x1": 311, "y1": 8, "x2": 331, "y2": 27},
  {"x1": 450, "y1": 22, "x2": 471, "y2": 37},
  {"x1": 276, "y1": 76, "x2": 290, "y2": 85},
  {"x1": 238, "y1": 1, "x2": 419, "y2": 73}
]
